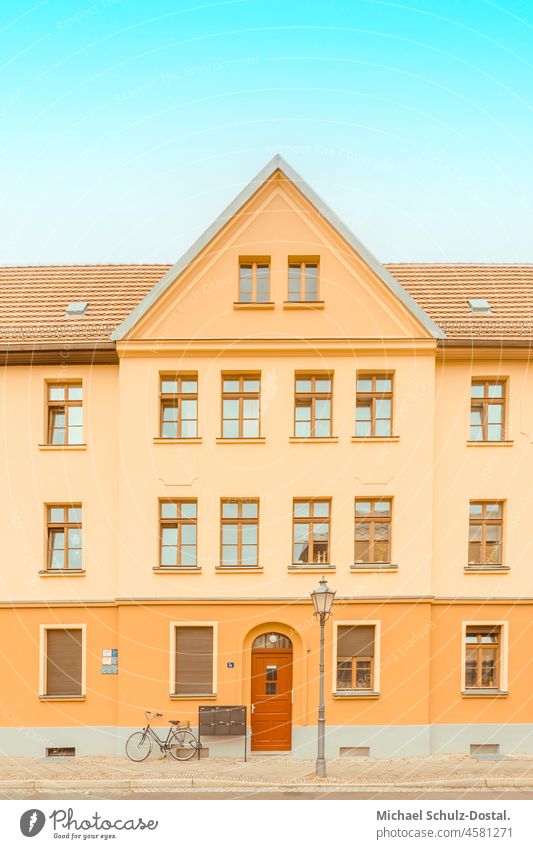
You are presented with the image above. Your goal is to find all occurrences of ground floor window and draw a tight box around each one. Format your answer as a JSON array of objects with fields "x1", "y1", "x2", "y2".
[
  {"x1": 42, "y1": 627, "x2": 84, "y2": 697},
  {"x1": 464, "y1": 625, "x2": 501, "y2": 690},
  {"x1": 335, "y1": 624, "x2": 376, "y2": 691},
  {"x1": 173, "y1": 624, "x2": 215, "y2": 695}
]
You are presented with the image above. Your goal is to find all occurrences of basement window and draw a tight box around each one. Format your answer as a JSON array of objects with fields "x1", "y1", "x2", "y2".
[
  {"x1": 470, "y1": 743, "x2": 500, "y2": 757},
  {"x1": 468, "y1": 298, "x2": 492, "y2": 315},
  {"x1": 65, "y1": 301, "x2": 88, "y2": 317},
  {"x1": 46, "y1": 747, "x2": 75, "y2": 757},
  {"x1": 340, "y1": 746, "x2": 370, "y2": 758}
]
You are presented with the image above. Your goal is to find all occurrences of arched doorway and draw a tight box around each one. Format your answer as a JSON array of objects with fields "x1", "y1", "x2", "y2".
[{"x1": 251, "y1": 632, "x2": 293, "y2": 752}]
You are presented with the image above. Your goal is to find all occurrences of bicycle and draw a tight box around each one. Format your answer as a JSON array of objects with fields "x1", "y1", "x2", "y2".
[{"x1": 125, "y1": 711, "x2": 201, "y2": 762}]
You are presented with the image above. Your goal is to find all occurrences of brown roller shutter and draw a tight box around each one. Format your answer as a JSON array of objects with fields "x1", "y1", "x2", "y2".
[
  {"x1": 46, "y1": 629, "x2": 83, "y2": 696},
  {"x1": 337, "y1": 625, "x2": 375, "y2": 657},
  {"x1": 175, "y1": 626, "x2": 213, "y2": 695}
]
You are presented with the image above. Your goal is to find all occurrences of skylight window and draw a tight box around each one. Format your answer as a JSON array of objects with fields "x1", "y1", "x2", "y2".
[
  {"x1": 468, "y1": 298, "x2": 492, "y2": 315},
  {"x1": 65, "y1": 301, "x2": 88, "y2": 317}
]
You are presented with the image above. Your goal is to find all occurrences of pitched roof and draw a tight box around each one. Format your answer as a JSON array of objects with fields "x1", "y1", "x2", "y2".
[
  {"x1": 110, "y1": 155, "x2": 444, "y2": 341},
  {"x1": 388, "y1": 263, "x2": 533, "y2": 342},
  {"x1": 0, "y1": 262, "x2": 531, "y2": 346}
]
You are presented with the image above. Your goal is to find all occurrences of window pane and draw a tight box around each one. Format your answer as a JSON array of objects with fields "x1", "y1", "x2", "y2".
[
  {"x1": 294, "y1": 501, "x2": 310, "y2": 517},
  {"x1": 243, "y1": 399, "x2": 259, "y2": 418},
  {"x1": 68, "y1": 507, "x2": 81, "y2": 523},
  {"x1": 315, "y1": 399, "x2": 331, "y2": 419},
  {"x1": 180, "y1": 546, "x2": 196, "y2": 566},
  {"x1": 488, "y1": 383, "x2": 503, "y2": 398},
  {"x1": 356, "y1": 402, "x2": 371, "y2": 421},
  {"x1": 313, "y1": 501, "x2": 330, "y2": 517},
  {"x1": 468, "y1": 525, "x2": 482, "y2": 542},
  {"x1": 357, "y1": 379, "x2": 372, "y2": 393},
  {"x1": 241, "y1": 545, "x2": 257, "y2": 566},
  {"x1": 222, "y1": 545, "x2": 238, "y2": 565},
  {"x1": 375, "y1": 420, "x2": 391, "y2": 437},
  {"x1": 487, "y1": 404, "x2": 502, "y2": 423},
  {"x1": 162, "y1": 527, "x2": 178, "y2": 546},
  {"x1": 487, "y1": 424, "x2": 503, "y2": 441},
  {"x1": 241, "y1": 502, "x2": 258, "y2": 518},
  {"x1": 295, "y1": 421, "x2": 311, "y2": 437},
  {"x1": 243, "y1": 420, "x2": 259, "y2": 438},
  {"x1": 181, "y1": 379, "x2": 197, "y2": 393},
  {"x1": 469, "y1": 503, "x2": 483, "y2": 518},
  {"x1": 181, "y1": 399, "x2": 197, "y2": 419},
  {"x1": 295, "y1": 403, "x2": 311, "y2": 421},
  {"x1": 180, "y1": 419, "x2": 197, "y2": 438},
  {"x1": 470, "y1": 383, "x2": 484, "y2": 398},
  {"x1": 314, "y1": 522, "x2": 329, "y2": 541},
  {"x1": 49, "y1": 386, "x2": 65, "y2": 401},
  {"x1": 49, "y1": 507, "x2": 65, "y2": 523},
  {"x1": 355, "y1": 501, "x2": 371, "y2": 517},
  {"x1": 314, "y1": 420, "x2": 331, "y2": 437},
  {"x1": 222, "y1": 502, "x2": 239, "y2": 518},
  {"x1": 293, "y1": 542, "x2": 309, "y2": 563},
  {"x1": 180, "y1": 502, "x2": 197, "y2": 519},
  {"x1": 68, "y1": 386, "x2": 83, "y2": 401},
  {"x1": 68, "y1": 528, "x2": 82, "y2": 548},
  {"x1": 376, "y1": 378, "x2": 391, "y2": 393},
  {"x1": 375, "y1": 399, "x2": 391, "y2": 419},
  {"x1": 355, "y1": 660, "x2": 372, "y2": 689},
  {"x1": 295, "y1": 379, "x2": 312, "y2": 393},
  {"x1": 223, "y1": 399, "x2": 239, "y2": 419},
  {"x1": 161, "y1": 379, "x2": 178, "y2": 393},
  {"x1": 68, "y1": 426, "x2": 83, "y2": 444},
  {"x1": 294, "y1": 522, "x2": 310, "y2": 542},
  {"x1": 223, "y1": 380, "x2": 240, "y2": 393},
  {"x1": 68, "y1": 548, "x2": 82, "y2": 569},
  {"x1": 243, "y1": 379, "x2": 260, "y2": 393},
  {"x1": 161, "y1": 546, "x2": 177, "y2": 566},
  {"x1": 222, "y1": 524, "x2": 238, "y2": 545},
  {"x1": 222, "y1": 420, "x2": 239, "y2": 438},
  {"x1": 68, "y1": 406, "x2": 83, "y2": 426},
  {"x1": 181, "y1": 525, "x2": 197, "y2": 545},
  {"x1": 242, "y1": 524, "x2": 258, "y2": 545},
  {"x1": 355, "y1": 420, "x2": 371, "y2": 437},
  {"x1": 337, "y1": 661, "x2": 352, "y2": 689},
  {"x1": 315, "y1": 379, "x2": 331, "y2": 393},
  {"x1": 161, "y1": 502, "x2": 178, "y2": 519},
  {"x1": 375, "y1": 501, "x2": 391, "y2": 516}
]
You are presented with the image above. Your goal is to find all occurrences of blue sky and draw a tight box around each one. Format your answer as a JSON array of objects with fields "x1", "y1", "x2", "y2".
[{"x1": 1, "y1": 0, "x2": 532, "y2": 263}]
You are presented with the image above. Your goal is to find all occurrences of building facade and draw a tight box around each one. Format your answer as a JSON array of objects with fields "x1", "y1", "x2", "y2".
[{"x1": 1, "y1": 156, "x2": 533, "y2": 758}]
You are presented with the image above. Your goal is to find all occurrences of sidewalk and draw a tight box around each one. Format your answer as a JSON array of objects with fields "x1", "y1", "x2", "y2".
[{"x1": 2, "y1": 754, "x2": 533, "y2": 791}]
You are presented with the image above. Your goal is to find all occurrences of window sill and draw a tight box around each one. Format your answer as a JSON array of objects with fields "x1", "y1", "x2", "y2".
[
  {"x1": 153, "y1": 437, "x2": 202, "y2": 444},
  {"x1": 464, "y1": 565, "x2": 510, "y2": 573},
  {"x1": 350, "y1": 564, "x2": 398, "y2": 572},
  {"x1": 289, "y1": 437, "x2": 339, "y2": 444},
  {"x1": 462, "y1": 690, "x2": 509, "y2": 698},
  {"x1": 38, "y1": 444, "x2": 87, "y2": 451},
  {"x1": 466, "y1": 441, "x2": 514, "y2": 448},
  {"x1": 233, "y1": 302, "x2": 275, "y2": 310},
  {"x1": 288, "y1": 565, "x2": 335, "y2": 572},
  {"x1": 152, "y1": 567, "x2": 202, "y2": 573},
  {"x1": 215, "y1": 566, "x2": 263, "y2": 573},
  {"x1": 216, "y1": 437, "x2": 266, "y2": 444},
  {"x1": 333, "y1": 691, "x2": 381, "y2": 699},
  {"x1": 283, "y1": 301, "x2": 325, "y2": 310},
  {"x1": 39, "y1": 695, "x2": 86, "y2": 702},
  {"x1": 169, "y1": 693, "x2": 216, "y2": 699},
  {"x1": 351, "y1": 436, "x2": 399, "y2": 443},
  {"x1": 38, "y1": 570, "x2": 86, "y2": 577}
]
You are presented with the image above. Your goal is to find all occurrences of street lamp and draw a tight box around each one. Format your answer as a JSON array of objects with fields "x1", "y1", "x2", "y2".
[{"x1": 310, "y1": 576, "x2": 336, "y2": 777}]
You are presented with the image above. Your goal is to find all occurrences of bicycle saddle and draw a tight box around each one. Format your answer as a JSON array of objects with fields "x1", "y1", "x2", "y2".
[{"x1": 168, "y1": 719, "x2": 180, "y2": 725}]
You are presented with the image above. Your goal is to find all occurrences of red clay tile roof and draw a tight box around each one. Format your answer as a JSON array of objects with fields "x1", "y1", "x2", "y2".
[
  {"x1": 387, "y1": 263, "x2": 533, "y2": 341},
  {"x1": 0, "y1": 263, "x2": 531, "y2": 345}
]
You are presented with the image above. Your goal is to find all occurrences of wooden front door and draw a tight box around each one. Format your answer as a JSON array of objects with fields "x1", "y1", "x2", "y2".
[{"x1": 251, "y1": 649, "x2": 293, "y2": 751}]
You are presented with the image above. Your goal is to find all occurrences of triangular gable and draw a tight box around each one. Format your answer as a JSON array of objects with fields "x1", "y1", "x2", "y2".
[{"x1": 111, "y1": 155, "x2": 445, "y2": 341}]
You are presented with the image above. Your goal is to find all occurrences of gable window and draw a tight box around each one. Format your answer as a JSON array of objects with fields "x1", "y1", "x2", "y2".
[
  {"x1": 173, "y1": 625, "x2": 215, "y2": 696},
  {"x1": 239, "y1": 259, "x2": 270, "y2": 303},
  {"x1": 222, "y1": 375, "x2": 260, "y2": 438},
  {"x1": 220, "y1": 499, "x2": 259, "y2": 567},
  {"x1": 355, "y1": 499, "x2": 391, "y2": 564},
  {"x1": 43, "y1": 627, "x2": 83, "y2": 697},
  {"x1": 355, "y1": 374, "x2": 393, "y2": 437},
  {"x1": 47, "y1": 382, "x2": 83, "y2": 445},
  {"x1": 160, "y1": 373, "x2": 198, "y2": 439},
  {"x1": 336, "y1": 625, "x2": 375, "y2": 691},
  {"x1": 470, "y1": 380, "x2": 505, "y2": 442},
  {"x1": 160, "y1": 500, "x2": 197, "y2": 568},
  {"x1": 47, "y1": 505, "x2": 83, "y2": 571},
  {"x1": 287, "y1": 259, "x2": 319, "y2": 302},
  {"x1": 464, "y1": 626, "x2": 500, "y2": 690},
  {"x1": 294, "y1": 374, "x2": 332, "y2": 438},
  {"x1": 293, "y1": 499, "x2": 331, "y2": 565},
  {"x1": 468, "y1": 502, "x2": 503, "y2": 566}
]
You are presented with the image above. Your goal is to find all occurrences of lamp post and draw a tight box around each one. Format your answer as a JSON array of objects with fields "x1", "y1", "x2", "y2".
[{"x1": 310, "y1": 576, "x2": 336, "y2": 777}]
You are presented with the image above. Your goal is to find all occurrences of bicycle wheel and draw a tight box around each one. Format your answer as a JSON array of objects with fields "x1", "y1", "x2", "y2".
[
  {"x1": 126, "y1": 731, "x2": 152, "y2": 762},
  {"x1": 168, "y1": 729, "x2": 200, "y2": 761}
]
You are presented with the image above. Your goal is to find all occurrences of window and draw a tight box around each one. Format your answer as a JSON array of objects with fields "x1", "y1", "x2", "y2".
[
  {"x1": 293, "y1": 499, "x2": 331, "y2": 565},
  {"x1": 47, "y1": 506, "x2": 83, "y2": 571},
  {"x1": 43, "y1": 628, "x2": 83, "y2": 696},
  {"x1": 220, "y1": 499, "x2": 259, "y2": 567},
  {"x1": 174, "y1": 625, "x2": 214, "y2": 696},
  {"x1": 464, "y1": 626, "x2": 500, "y2": 690},
  {"x1": 287, "y1": 259, "x2": 319, "y2": 301},
  {"x1": 468, "y1": 502, "x2": 503, "y2": 566},
  {"x1": 336, "y1": 625, "x2": 375, "y2": 691},
  {"x1": 221, "y1": 375, "x2": 260, "y2": 438},
  {"x1": 159, "y1": 374, "x2": 198, "y2": 439},
  {"x1": 294, "y1": 375, "x2": 332, "y2": 438},
  {"x1": 470, "y1": 380, "x2": 505, "y2": 442},
  {"x1": 355, "y1": 374, "x2": 393, "y2": 437},
  {"x1": 47, "y1": 382, "x2": 83, "y2": 445},
  {"x1": 355, "y1": 499, "x2": 391, "y2": 564},
  {"x1": 159, "y1": 500, "x2": 197, "y2": 568},
  {"x1": 239, "y1": 260, "x2": 270, "y2": 303}
]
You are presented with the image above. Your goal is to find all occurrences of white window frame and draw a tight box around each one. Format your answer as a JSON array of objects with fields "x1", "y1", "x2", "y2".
[
  {"x1": 332, "y1": 620, "x2": 381, "y2": 694},
  {"x1": 39, "y1": 624, "x2": 87, "y2": 697},
  {"x1": 169, "y1": 621, "x2": 218, "y2": 697},
  {"x1": 461, "y1": 620, "x2": 509, "y2": 692}
]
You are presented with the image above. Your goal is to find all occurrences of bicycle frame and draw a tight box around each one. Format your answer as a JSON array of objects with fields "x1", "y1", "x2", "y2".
[{"x1": 141, "y1": 722, "x2": 177, "y2": 753}]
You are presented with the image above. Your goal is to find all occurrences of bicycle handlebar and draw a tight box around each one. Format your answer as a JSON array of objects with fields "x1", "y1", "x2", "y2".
[{"x1": 144, "y1": 710, "x2": 163, "y2": 720}]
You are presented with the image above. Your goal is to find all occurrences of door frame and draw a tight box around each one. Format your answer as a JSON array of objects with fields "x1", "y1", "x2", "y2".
[{"x1": 250, "y1": 632, "x2": 294, "y2": 752}]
